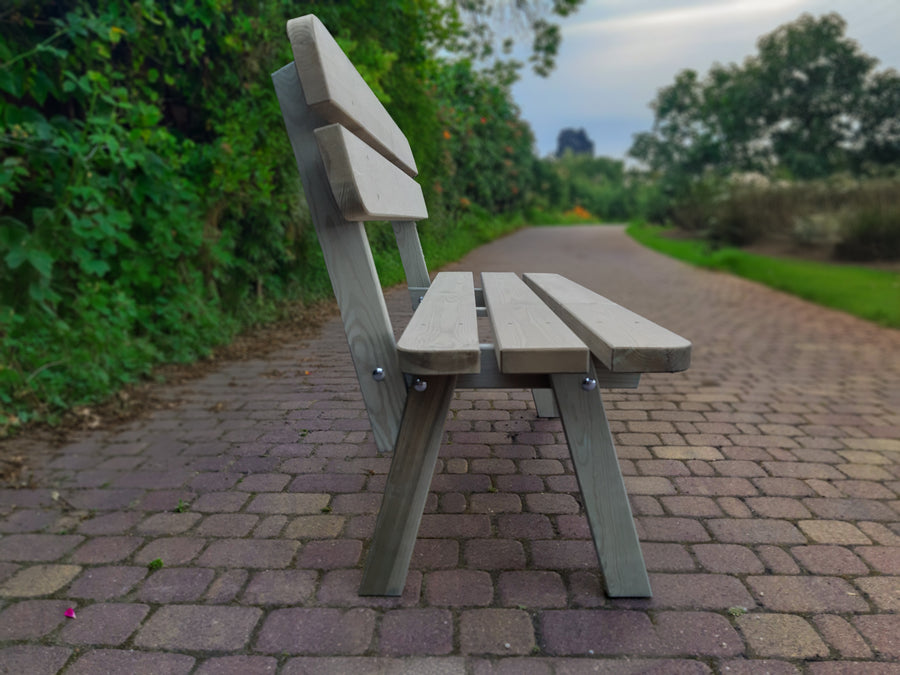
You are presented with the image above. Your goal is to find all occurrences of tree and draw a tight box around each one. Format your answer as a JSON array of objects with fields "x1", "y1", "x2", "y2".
[
  {"x1": 628, "y1": 12, "x2": 896, "y2": 181},
  {"x1": 556, "y1": 128, "x2": 594, "y2": 157}
]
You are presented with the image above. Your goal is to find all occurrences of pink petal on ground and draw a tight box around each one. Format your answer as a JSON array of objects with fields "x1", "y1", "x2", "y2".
[{"x1": 64, "y1": 608, "x2": 76, "y2": 619}]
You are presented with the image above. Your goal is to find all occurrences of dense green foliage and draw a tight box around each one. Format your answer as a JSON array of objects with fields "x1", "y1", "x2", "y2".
[
  {"x1": 627, "y1": 222, "x2": 900, "y2": 329},
  {"x1": 0, "y1": 0, "x2": 584, "y2": 429},
  {"x1": 628, "y1": 12, "x2": 900, "y2": 258}
]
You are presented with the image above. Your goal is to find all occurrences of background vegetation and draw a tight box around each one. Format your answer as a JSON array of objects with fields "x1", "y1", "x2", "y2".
[{"x1": 1, "y1": 4, "x2": 897, "y2": 432}]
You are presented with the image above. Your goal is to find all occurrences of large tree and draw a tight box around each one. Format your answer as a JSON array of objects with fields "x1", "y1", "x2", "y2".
[{"x1": 629, "y1": 12, "x2": 897, "y2": 181}]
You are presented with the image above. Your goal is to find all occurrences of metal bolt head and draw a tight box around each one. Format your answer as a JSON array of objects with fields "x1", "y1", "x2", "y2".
[
  {"x1": 581, "y1": 377, "x2": 597, "y2": 391},
  {"x1": 372, "y1": 367, "x2": 385, "y2": 382},
  {"x1": 413, "y1": 378, "x2": 427, "y2": 392}
]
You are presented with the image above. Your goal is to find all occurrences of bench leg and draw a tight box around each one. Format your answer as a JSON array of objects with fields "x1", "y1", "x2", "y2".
[
  {"x1": 359, "y1": 375, "x2": 457, "y2": 596},
  {"x1": 532, "y1": 388, "x2": 559, "y2": 417},
  {"x1": 551, "y1": 368, "x2": 652, "y2": 597}
]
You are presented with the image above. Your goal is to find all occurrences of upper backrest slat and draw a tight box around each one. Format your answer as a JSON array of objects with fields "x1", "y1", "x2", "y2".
[
  {"x1": 314, "y1": 123, "x2": 428, "y2": 221},
  {"x1": 287, "y1": 15, "x2": 418, "y2": 177}
]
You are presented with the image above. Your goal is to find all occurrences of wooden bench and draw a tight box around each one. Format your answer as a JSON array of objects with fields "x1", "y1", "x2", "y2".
[{"x1": 272, "y1": 14, "x2": 691, "y2": 598}]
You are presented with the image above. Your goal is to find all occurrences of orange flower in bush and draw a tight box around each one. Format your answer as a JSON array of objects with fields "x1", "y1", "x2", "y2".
[
  {"x1": 459, "y1": 197, "x2": 471, "y2": 208},
  {"x1": 564, "y1": 205, "x2": 593, "y2": 221},
  {"x1": 442, "y1": 129, "x2": 452, "y2": 140}
]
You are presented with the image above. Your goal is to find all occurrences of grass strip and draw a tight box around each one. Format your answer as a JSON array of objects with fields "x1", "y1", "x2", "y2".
[{"x1": 627, "y1": 222, "x2": 900, "y2": 329}]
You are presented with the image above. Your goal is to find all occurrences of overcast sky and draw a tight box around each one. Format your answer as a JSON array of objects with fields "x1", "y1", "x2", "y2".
[{"x1": 511, "y1": 0, "x2": 900, "y2": 159}]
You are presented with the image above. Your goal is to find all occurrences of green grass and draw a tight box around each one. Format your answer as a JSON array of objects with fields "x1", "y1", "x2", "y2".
[{"x1": 627, "y1": 222, "x2": 900, "y2": 329}]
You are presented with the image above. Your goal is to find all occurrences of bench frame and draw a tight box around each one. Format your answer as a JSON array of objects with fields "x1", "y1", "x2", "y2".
[{"x1": 273, "y1": 15, "x2": 691, "y2": 598}]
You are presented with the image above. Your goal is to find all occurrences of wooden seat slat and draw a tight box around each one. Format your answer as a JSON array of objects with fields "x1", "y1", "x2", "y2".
[
  {"x1": 287, "y1": 15, "x2": 418, "y2": 177},
  {"x1": 397, "y1": 272, "x2": 481, "y2": 375},
  {"x1": 482, "y1": 272, "x2": 589, "y2": 374},
  {"x1": 523, "y1": 273, "x2": 692, "y2": 373},
  {"x1": 314, "y1": 123, "x2": 428, "y2": 221}
]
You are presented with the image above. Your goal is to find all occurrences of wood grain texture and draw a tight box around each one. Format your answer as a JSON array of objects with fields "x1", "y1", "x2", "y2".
[
  {"x1": 359, "y1": 375, "x2": 457, "y2": 596},
  {"x1": 532, "y1": 388, "x2": 559, "y2": 417},
  {"x1": 551, "y1": 363, "x2": 652, "y2": 597},
  {"x1": 392, "y1": 222, "x2": 431, "y2": 310},
  {"x1": 397, "y1": 271, "x2": 480, "y2": 375},
  {"x1": 314, "y1": 124, "x2": 427, "y2": 222},
  {"x1": 273, "y1": 63, "x2": 406, "y2": 454},
  {"x1": 287, "y1": 15, "x2": 417, "y2": 177},
  {"x1": 482, "y1": 272, "x2": 588, "y2": 374},
  {"x1": 523, "y1": 273, "x2": 692, "y2": 373}
]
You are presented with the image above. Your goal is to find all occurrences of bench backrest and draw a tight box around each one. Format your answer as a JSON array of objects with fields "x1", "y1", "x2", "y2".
[{"x1": 272, "y1": 15, "x2": 433, "y2": 454}]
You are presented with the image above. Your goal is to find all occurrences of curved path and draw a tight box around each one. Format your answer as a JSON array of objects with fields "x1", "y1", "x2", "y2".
[{"x1": 0, "y1": 226, "x2": 898, "y2": 673}]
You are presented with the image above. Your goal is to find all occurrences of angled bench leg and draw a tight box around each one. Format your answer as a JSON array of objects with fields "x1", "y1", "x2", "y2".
[
  {"x1": 359, "y1": 375, "x2": 457, "y2": 596},
  {"x1": 532, "y1": 388, "x2": 559, "y2": 417},
  {"x1": 551, "y1": 365, "x2": 652, "y2": 597}
]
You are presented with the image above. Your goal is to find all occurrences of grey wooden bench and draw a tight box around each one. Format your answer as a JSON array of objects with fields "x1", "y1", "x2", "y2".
[{"x1": 272, "y1": 15, "x2": 691, "y2": 598}]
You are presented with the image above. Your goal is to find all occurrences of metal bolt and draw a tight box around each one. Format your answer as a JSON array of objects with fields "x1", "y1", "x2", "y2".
[
  {"x1": 581, "y1": 377, "x2": 597, "y2": 391},
  {"x1": 372, "y1": 367, "x2": 385, "y2": 381},
  {"x1": 413, "y1": 378, "x2": 427, "y2": 392}
]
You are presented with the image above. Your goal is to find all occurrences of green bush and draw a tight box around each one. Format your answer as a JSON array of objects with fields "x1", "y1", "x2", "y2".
[{"x1": 835, "y1": 205, "x2": 900, "y2": 261}]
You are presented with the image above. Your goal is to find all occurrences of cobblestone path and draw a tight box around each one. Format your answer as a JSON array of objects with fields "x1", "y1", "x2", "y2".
[{"x1": 1, "y1": 225, "x2": 898, "y2": 674}]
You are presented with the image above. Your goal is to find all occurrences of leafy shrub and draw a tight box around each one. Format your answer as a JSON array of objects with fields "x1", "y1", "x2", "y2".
[{"x1": 835, "y1": 205, "x2": 900, "y2": 261}]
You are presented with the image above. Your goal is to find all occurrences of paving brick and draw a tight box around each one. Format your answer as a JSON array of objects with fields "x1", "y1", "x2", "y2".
[
  {"x1": 853, "y1": 614, "x2": 900, "y2": 659},
  {"x1": 138, "y1": 567, "x2": 215, "y2": 602},
  {"x1": 425, "y1": 569, "x2": 493, "y2": 606},
  {"x1": 470, "y1": 493, "x2": 522, "y2": 513},
  {"x1": 813, "y1": 614, "x2": 873, "y2": 659},
  {"x1": 253, "y1": 514, "x2": 288, "y2": 538},
  {"x1": 745, "y1": 496, "x2": 812, "y2": 519},
  {"x1": 317, "y1": 569, "x2": 422, "y2": 608},
  {"x1": 798, "y1": 519, "x2": 873, "y2": 544},
  {"x1": 460, "y1": 609, "x2": 534, "y2": 655},
  {"x1": 191, "y1": 491, "x2": 250, "y2": 512},
  {"x1": 540, "y1": 609, "x2": 661, "y2": 655},
  {"x1": 674, "y1": 477, "x2": 757, "y2": 496},
  {"x1": 195, "y1": 656, "x2": 279, "y2": 674},
  {"x1": 855, "y1": 545, "x2": 900, "y2": 573},
  {"x1": 282, "y1": 656, "x2": 466, "y2": 674},
  {"x1": 641, "y1": 543, "x2": 696, "y2": 572},
  {"x1": 0, "y1": 563, "x2": 81, "y2": 597},
  {"x1": 692, "y1": 544, "x2": 764, "y2": 573},
  {"x1": 524, "y1": 492, "x2": 580, "y2": 514},
  {"x1": 256, "y1": 607, "x2": 376, "y2": 654},
  {"x1": 803, "y1": 497, "x2": 897, "y2": 521},
  {"x1": 0, "y1": 533, "x2": 83, "y2": 561},
  {"x1": 195, "y1": 514, "x2": 259, "y2": 537},
  {"x1": 497, "y1": 570, "x2": 567, "y2": 608},
  {"x1": 59, "y1": 602, "x2": 149, "y2": 645},
  {"x1": 747, "y1": 576, "x2": 869, "y2": 612},
  {"x1": 855, "y1": 576, "x2": 900, "y2": 611},
  {"x1": 464, "y1": 539, "x2": 526, "y2": 569},
  {"x1": 756, "y1": 545, "x2": 801, "y2": 574},
  {"x1": 134, "y1": 537, "x2": 207, "y2": 565},
  {"x1": 65, "y1": 649, "x2": 195, "y2": 675},
  {"x1": 660, "y1": 496, "x2": 722, "y2": 517},
  {"x1": 71, "y1": 536, "x2": 144, "y2": 563},
  {"x1": 380, "y1": 608, "x2": 453, "y2": 655},
  {"x1": 411, "y1": 539, "x2": 459, "y2": 569},
  {"x1": 284, "y1": 515, "x2": 345, "y2": 539},
  {"x1": 68, "y1": 565, "x2": 146, "y2": 600},
  {"x1": 197, "y1": 539, "x2": 298, "y2": 568},
  {"x1": 737, "y1": 614, "x2": 829, "y2": 659},
  {"x1": 623, "y1": 573, "x2": 755, "y2": 611},
  {"x1": 752, "y1": 477, "x2": 815, "y2": 496},
  {"x1": 716, "y1": 659, "x2": 799, "y2": 674},
  {"x1": 497, "y1": 514, "x2": 554, "y2": 538},
  {"x1": 654, "y1": 446, "x2": 723, "y2": 461},
  {"x1": 135, "y1": 605, "x2": 261, "y2": 651},
  {"x1": 241, "y1": 570, "x2": 317, "y2": 605},
  {"x1": 296, "y1": 539, "x2": 362, "y2": 569},
  {"x1": 654, "y1": 611, "x2": 743, "y2": 656},
  {"x1": 531, "y1": 540, "x2": 598, "y2": 569},
  {"x1": 246, "y1": 493, "x2": 330, "y2": 514},
  {"x1": 0, "y1": 646, "x2": 72, "y2": 675},
  {"x1": 807, "y1": 664, "x2": 900, "y2": 675},
  {"x1": 0, "y1": 599, "x2": 71, "y2": 639},
  {"x1": 790, "y1": 545, "x2": 869, "y2": 575},
  {"x1": 418, "y1": 514, "x2": 491, "y2": 538},
  {"x1": 637, "y1": 517, "x2": 710, "y2": 542},
  {"x1": 707, "y1": 519, "x2": 804, "y2": 544},
  {"x1": 204, "y1": 569, "x2": 248, "y2": 604},
  {"x1": 136, "y1": 512, "x2": 201, "y2": 535}
]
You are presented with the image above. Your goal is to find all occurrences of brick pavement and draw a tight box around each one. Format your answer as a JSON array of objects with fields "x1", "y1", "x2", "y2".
[{"x1": 1, "y1": 225, "x2": 898, "y2": 674}]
